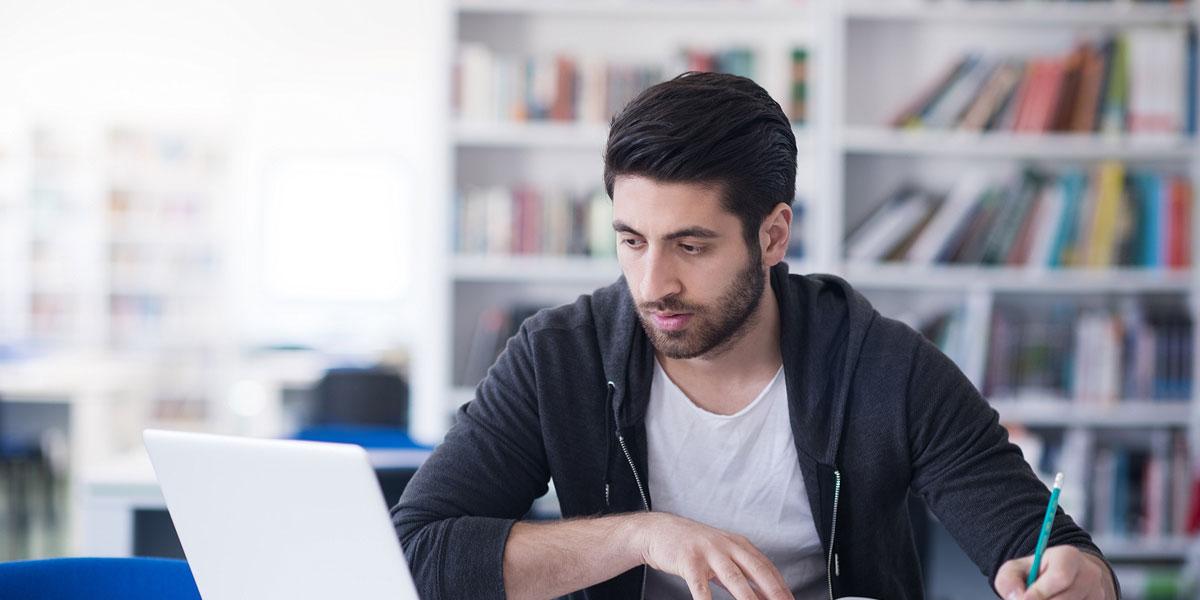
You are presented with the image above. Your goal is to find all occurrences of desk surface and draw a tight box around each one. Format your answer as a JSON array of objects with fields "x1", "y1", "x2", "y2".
[{"x1": 85, "y1": 438, "x2": 433, "y2": 497}]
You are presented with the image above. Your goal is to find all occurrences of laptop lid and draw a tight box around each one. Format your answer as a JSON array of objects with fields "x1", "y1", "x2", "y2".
[{"x1": 144, "y1": 429, "x2": 419, "y2": 600}]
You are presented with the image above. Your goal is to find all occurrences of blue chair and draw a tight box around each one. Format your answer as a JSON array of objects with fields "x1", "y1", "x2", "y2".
[
  {"x1": 309, "y1": 366, "x2": 409, "y2": 429},
  {"x1": 0, "y1": 557, "x2": 202, "y2": 599}
]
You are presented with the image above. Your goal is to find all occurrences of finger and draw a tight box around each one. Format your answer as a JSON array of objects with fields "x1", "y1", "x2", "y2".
[
  {"x1": 993, "y1": 557, "x2": 1031, "y2": 600},
  {"x1": 710, "y1": 557, "x2": 761, "y2": 600},
  {"x1": 727, "y1": 534, "x2": 790, "y2": 598},
  {"x1": 1024, "y1": 553, "x2": 1080, "y2": 600},
  {"x1": 684, "y1": 567, "x2": 713, "y2": 600},
  {"x1": 730, "y1": 545, "x2": 791, "y2": 600},
  {"x1": 1041, "y1": 589, "x2": 1088, "y2": 600}
]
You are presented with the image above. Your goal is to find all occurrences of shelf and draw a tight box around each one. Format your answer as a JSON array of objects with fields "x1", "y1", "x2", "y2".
[
  {"x1": 842, "y1": 264, "x2": 1195, "y2": 293},
  {"x1": 452, "y1": 255, "x2": 621, "y2": 283},
  {"x1": 843, "y1": 1, "x2": 1197, "y2": 26},
  {"x1": 455, "y1": 0, "x2": 816, "y2": 19},
  {"x1": 842, "y1": 128, "x2": 1198, "y2": 160},
  {"x1": 1094, "y1": 536, "x2": 1196, "y2": 562},
  {"x1": 453, "y1": 255, "x2": 814, "y2": 283},
  {"x1": 991, "y1": 400, "x2": 1193, "y2": 428},
  {"x1": 454, "y1": 121, "x2": 814, "y2": 150}
]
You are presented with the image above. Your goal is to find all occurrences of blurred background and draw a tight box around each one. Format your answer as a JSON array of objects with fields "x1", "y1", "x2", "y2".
[{"x1": 0, "y1": 0, "x2": 1197, "y2": 598}]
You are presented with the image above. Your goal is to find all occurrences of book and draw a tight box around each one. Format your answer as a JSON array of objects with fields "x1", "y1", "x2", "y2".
[
  {"x1": 1084, "y1": 161, "x2": 1125, "y2": 268},
  {"x1": 905, "y1": 171, "x2": 988, "y2": 264},
  {"x1": 791, "y1": 48, "x2": 808, "y2": 126},
  {"x1": 1025, "y1": 184, "x2": 1065, "y2": 269},
  {"x1": 889, "y1": 56, "x2": 973, "y2": 128},
  {"x1": 1100, "y1": 34, "x2": 1130, "y2": 136},
  {"x1": 1070, "y1": 44, "x2": 1106, "y2": 133},
  {"x1": 845, "y1": 189, "x2": 936, "y2": 262},
  {"x1": 1126, "y1": 26, "x2": 1187, "y2": 136},
  {"x1": 960, "y1": 60, "x2": 1023, "y2": 132}
]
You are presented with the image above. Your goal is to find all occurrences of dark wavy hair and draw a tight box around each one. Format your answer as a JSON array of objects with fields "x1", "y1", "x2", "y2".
[{"x1": 603, "y1": 71, "x2": 797, "y2": 248}]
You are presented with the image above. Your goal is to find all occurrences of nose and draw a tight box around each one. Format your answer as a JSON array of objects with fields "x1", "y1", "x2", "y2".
[{"x1": 639, "y1": 246, "x2": 682, "y2": 304}]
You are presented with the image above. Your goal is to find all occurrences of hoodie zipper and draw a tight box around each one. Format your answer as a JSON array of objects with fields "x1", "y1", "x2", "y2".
[
  {"x1": 618, "y1": 431, "x2": 650, "y2": 600},
  {"x1": 609, "y1": 381, "x2": 650, "y2": 599},
  {"x1": 826, "y1": 469, "x2": 842, "y2": 600},
  {"x1": 617, "y1": 432, "x2": 650, "y2": 511}
]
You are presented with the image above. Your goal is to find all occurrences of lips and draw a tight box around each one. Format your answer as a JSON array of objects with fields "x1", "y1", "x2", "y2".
[{"x1": 651, "y1": 312, "x2": 692, "y2": 332}]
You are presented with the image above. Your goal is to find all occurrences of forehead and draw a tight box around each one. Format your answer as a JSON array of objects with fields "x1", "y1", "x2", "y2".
[{"x1": 611, "y1": 175, "x2": 737, "y2": 232}]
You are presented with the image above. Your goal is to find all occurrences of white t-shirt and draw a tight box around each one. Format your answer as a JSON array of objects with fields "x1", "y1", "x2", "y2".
[{"x1": 643, "y1": 359, "x2": 826, "y2": 600}]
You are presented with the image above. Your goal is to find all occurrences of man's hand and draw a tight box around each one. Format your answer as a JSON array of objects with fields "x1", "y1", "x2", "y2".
[
  {"x1": 994, "y1": 545, "x2": 1117, "y2": 600},
  {"x1": 633, "y1": 512, "x2": 792, "y2": 600}
]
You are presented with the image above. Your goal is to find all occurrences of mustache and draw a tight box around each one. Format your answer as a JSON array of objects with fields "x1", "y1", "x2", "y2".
[{"x1": 639, "y1": 297, "x2": 699, "y2": 314}]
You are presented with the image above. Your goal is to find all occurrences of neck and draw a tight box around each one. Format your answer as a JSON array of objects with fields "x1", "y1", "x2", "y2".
[{"x1": 656, "y1": 272, "x2": 782, "y2": 384}]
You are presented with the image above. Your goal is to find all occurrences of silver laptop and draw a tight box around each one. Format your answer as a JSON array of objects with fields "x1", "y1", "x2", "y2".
[{"x1": 144, "y1": 429, "x2": 420, "y2": 600}]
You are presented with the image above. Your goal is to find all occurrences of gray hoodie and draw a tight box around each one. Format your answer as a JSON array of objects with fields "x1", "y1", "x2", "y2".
[{"x1": 391, "y1": 262, "x2": 1114, "y2": 599}]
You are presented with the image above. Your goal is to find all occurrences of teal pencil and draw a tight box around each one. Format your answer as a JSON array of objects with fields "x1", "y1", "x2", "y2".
[{"x1": 1027, "y1": 473, "x2": 1063, "y2": 589}]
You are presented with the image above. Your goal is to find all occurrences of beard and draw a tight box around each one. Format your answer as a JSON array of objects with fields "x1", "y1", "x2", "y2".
[{"x1": 635, "y1": 251, "x2": 767, "y2": 360}]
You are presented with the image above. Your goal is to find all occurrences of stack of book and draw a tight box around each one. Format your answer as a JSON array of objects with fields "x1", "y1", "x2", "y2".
[
  {"x1": 457, "y1": 185, "x2": 809, "y2": 260},
  {"x1": 1010, "y1": 426, "x2": 1197, "y2": 544},
  {"x1": 1090, "y1": 431, "x2": 1196, "y2": 540},
  {"x1": 454, "y1": 45, "x2": 755, "y2": 123},
  {"x1": 984, "y1": 301, "x2": 1194, "y2": 403},
  {"x1": 845, "y1": 165, "x2": 1193, "y2": 270},
  {"x1": 890, "y1": 28, "x2": 1197, "y2": 136},
  {"x1": 454, "y1": 184, "x2": 615, "y2": 257}
]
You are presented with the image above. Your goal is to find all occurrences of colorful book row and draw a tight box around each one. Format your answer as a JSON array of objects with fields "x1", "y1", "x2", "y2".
[
  {"x1": 454, "y1": 185, "x2": 615, "y2": 257},
  {"x1": 891, "y1": 28, "x2": 1197, "y2": 136},
  {"x1": 846, "y1": 164, "x2": 1192, "y2": 270},
  {"x1": 1090, "y1": 432, "x2": 1197, "y2": 540},
  {"x1": 454, "y1": 45, "x2": 808, "y2": 125},
  {"x1": 985, "y1": 302, "x2": 1193, "y2": 403}
]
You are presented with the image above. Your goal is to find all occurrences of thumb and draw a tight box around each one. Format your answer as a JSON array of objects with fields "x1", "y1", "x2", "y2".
[{"x1": 994, "y1": 556, "x2": 1032, "y2": 600}]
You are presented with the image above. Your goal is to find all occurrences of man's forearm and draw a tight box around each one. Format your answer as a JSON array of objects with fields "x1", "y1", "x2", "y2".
[{"x1": 503, "y1": 513, "x2": 646, "y2": 600}]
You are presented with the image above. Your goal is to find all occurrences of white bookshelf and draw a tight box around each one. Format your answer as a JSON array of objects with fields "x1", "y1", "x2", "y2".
[
  {"x1": 992, "y1": 400, "x2": 1196, "y2": 429},
  {"x1": 832, "y1": 0, "x2": 1200, "y2": 576},
  {"x1": 0, "y1": 122, "x2": 233, "y2": 424},
  {"x1": 431, "y1": 0, "x2": 1200, "y2": 583},
  {"x1": 842, "y1": 0, "x2": 1196, "y2": 26},
  {"x1": 842, "y1": 127, "x2": 1199, "y2": 160},
  {"x1": 844, "y1": 263, "x2": 1196, "y2": 293}
]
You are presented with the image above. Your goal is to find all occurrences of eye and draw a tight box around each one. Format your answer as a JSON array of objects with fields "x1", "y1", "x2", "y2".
[
  {"x1": 621, "y1": 238, "x2": 645, "y2": 249},
  {"x1": 679, "y1": 243, "x2": 702, "y2": 255}
]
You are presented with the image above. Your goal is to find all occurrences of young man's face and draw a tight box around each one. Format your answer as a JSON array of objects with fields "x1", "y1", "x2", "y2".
[{"x1": 612, "y1": 175, "x2": 767, "y2": 360}]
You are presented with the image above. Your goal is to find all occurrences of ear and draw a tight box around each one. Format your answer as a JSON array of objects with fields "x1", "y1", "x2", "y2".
[{"x1": 759, "y1": 203, "x2": 793, "y2": 266}]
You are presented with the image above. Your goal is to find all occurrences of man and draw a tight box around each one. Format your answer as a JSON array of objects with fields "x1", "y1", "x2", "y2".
[{"x1": 392, "y1": 72, "x2": 1118, "y2": 600}]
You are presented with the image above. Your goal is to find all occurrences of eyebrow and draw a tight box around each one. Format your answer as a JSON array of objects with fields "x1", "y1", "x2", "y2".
[{"x1": 612, "y1": 220, "x2": 721, "y2": 241}]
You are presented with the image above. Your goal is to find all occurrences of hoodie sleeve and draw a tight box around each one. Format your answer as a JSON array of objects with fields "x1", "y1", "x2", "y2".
[
  {"x1": 390, "y1": 323, "x2": 550, "y2": 600},
  {"x1": 904, "y1": 334, "x2": 1120, "y2": 597}
]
